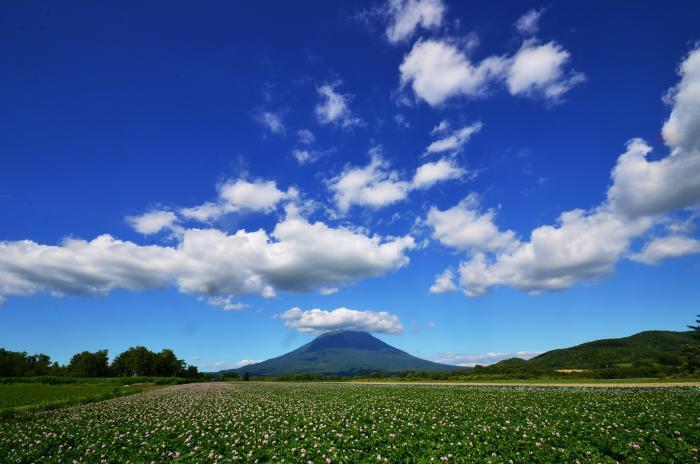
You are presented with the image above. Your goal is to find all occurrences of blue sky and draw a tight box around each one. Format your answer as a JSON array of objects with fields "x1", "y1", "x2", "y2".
[{"x1": 1, "y1": 1, "x2": 699, "y2": 370}]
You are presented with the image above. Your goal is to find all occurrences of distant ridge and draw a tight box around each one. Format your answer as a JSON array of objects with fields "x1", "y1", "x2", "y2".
[
  {"x1": 222, "y1": 330, "x2": 457, "y2": 376},
  {"x1": 492, "y1": 330, "x2": 696, "y2": 370}
]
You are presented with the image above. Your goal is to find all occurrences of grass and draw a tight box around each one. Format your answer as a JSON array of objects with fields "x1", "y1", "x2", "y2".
[{"x1": 0, "y1": 377, "x2": 195, "y2": 416}]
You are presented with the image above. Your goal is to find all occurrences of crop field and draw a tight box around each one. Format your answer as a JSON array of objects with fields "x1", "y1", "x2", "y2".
[
  {"x1": 1, "y1": 383, "x2": 698, "y2": 463},
  {"x1": 0, "y1": 383, "x2": 120, "y2": 410}
]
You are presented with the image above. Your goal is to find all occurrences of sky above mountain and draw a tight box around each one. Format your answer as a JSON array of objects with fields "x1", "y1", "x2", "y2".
[{"x1": 1, "y1": 0, "x2": 699, "y2": 370}]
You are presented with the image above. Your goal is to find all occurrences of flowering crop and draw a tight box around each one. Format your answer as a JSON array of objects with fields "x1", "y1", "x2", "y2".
[{"x1": 1, "y1": 383, "x2": 698, "y2": 463}]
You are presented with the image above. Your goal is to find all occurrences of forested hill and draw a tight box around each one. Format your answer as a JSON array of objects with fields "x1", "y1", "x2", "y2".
[{"x1": 497, "y1": 330, "x2": 697, "y2": 370}]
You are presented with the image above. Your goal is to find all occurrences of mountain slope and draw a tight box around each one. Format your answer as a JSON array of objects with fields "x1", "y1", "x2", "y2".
[
  {"x1": 495, "y1": 330, "x2": 696, "y2": 370},
  {"x1": 224, "y1": 330, "x2": 456, "y2": 376}
]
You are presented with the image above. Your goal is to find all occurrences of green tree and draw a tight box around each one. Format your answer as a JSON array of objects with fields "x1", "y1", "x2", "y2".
[
  {"x1": 243, "y1": 372, "x2": 250, "y2": 381},
  {"x1": 184, "y1": 365, "x2": 199, "y2": 378},
  {"x1": 689, "y1": 315, "x2": 700, "y2": 339},
  {"x1": 111, "y1": 346, "x2": 157, "y2": 377},
  {"x1": 0, "y1": 349, "x2": 56, "y2": 377},
  {"x1": 155, "y1": 349, "x2": 185, "y2": 376},
  {"x1": 68, "y1": 350, "x2": 109, "y2": 377}
]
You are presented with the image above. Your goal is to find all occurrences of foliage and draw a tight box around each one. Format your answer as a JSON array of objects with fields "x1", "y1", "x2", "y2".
[
  {"x1": 0, "y1": 383, "x2": 697, "y2": 462},
  {"x1": 0, "y1": 349, "x2": 58, "y2": 377},
  {"x1": 689, "y1": 315, "x2": 700, "y2": 339},
  {"x1": 0, "y1": 346, "x2": 199, "y2": 378},
  {"x1": 68, "y1": 350, "x2": 109, "y2": 377}
]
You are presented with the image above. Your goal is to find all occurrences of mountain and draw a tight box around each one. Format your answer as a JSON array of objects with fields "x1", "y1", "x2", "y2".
[
  {"x1": 493, "y1": 330, "x2": 696, "y2": 370},
  {"x1": 224, "y1": 330, "x2": 457, "y2": 376}
]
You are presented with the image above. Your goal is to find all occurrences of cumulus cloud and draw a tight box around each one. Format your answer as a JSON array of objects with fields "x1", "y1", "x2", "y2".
[
  {"x1": 427, "y1": 350, "x2": 542, "y2": 367},
  {"x1": 607, "y1": 48, "x2": 700, "y2": 217},
  {"x1": 456, "y1": 209, "x2": 651, "y2": 296},
  {"x1": 426, "y1": 194, "x2": 518, "y2": 253},
  {"x1": 400, "y1": 38, "x2": 582, "y2": 106},
  {"x1": 329, "y1": 149, "x2": 466, "y2": 213},
  {"x1": 412, "y1": 157, "x2": 465, "y2": 189},
  {"x1": 0, "y1": 216, "x2": 416, "y2": 303},
  {"x1": 429, "y1": 268, "x2": 457, "y2": 293},
  {"x1": 662, "y1": 48, "x2": 700, "y2": 153},
  {"x1": 254, "y1": 110, "x2": 286, "y2": 135},
  {"x1": 425, "y1": 122, "x2": 482, "y2": 154},
  {"x1": 507, "y1": 40, "x2": 585, "y2": 101},
  {"x1": 180, "y1": 179, "x2": 295, "y2": 222},
  {"x1": 515, "y1": 8, "x2": 544, "y2": 36},
  {"x1": 629, "y1": 235, "x2": 700, "y2": 265},
  {"x1": 427, "y1": 47, "x2": 700, "y2": 297},
  {"x1": 315, "y1": 83, "x2": 362, "y2": 129},
  {"x1": 280, "y1": 306, "x2": 403, "y2": 334},
  {"x1": 399, "y1": 39, "x2": 509, "y2": 106},
  {"x1": 385, "y1": 0, "x2": 445, "y2": 44},
  {"x1": 126, "y1": 210, "x2": 178, "y2": 235},
  {"x1": 329, "y1": 151, "x2": 411, "y2": 213}
]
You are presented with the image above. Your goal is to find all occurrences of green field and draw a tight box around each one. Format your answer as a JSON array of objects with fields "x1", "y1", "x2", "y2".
[
  {"x1": 0, "y1": 378, "x2": 190, "y2": 415},
  {"x1": 0, "y1": 383, "x2": 122, "y2": 409},
  {"x1": 1, "y1": 383, "x2": 698, "y2": 463}
]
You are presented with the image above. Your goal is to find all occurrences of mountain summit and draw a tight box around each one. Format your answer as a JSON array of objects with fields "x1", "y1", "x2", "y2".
[{"x1": 225, "y1": 330, "x2": 456, "y2": 376}]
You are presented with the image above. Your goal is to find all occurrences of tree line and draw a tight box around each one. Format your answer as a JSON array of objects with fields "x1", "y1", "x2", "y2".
[{"x1": 0, "y1": 346, "x2": 199, "y2": 378}]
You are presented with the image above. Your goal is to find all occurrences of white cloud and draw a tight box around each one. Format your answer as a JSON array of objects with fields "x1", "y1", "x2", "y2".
[
  {"x1": 329, "y1": 151, "x2": 411, "y2": 213},
  {"x1": 206, "y1": 295, "x2": 249, "y2": 311},
  {"x1": 507, "y1": 40, "x2": 585, "y2": 100},
  {"x1": 608, "y1": 138, "x2": 700, "y2": 218},
  {"x1": 412, "y1": 157, "x2": 465, "y2": 189},
  {"x1": 430, "y1": 119, "x2": 450, "y2": 135},
  {"x1": 629, "y1": 235, "x2": 700, "y2": 265},
  {"x1": 608, "y1": 48, "x2": 700, "y2": 218},
  {"x1": 515, "y1": 8, "x2": 544, "y2": 36},
  {"x1": 297, "y1": 129, "x2": 316, "y2": 145},
  {"x1": 254, "y1": 111, "x2": 286, "y2": 135},
  {"x1": 280, "y1": 306, "x2": 403, "y2": 334},
  {"x1": 394, "y1": 113, "x2": 410, "y2": 129},
  {"x1": 426, "y1": 350, "x2": 542, "y2": 367},
  {"x1": 400, "y1": 38, "x2": 583, "y2": 105},
  {"x1": 426, "y1": 194, "x2": 518, "y2": 253},
  {"x1": 292, "y1": 149, "x2": 321, "y2": 165},
  {"x1": 330, "y1": 150, "x2": 465, "y2": 213},
  {"x1": 400, "y1": 39, "x2": 509, "y2": 106},
  {"x1": 456, "y1": 209, "x2": 651, "y2": 296},
  {"x1": 315, "y1": 83, "x2": 362, "y2": 129},
  {"x1": 0, "y1": 216, "x2": 416, "y2": 302},
  {"x1": 319, "y1": 287, "x2": 339, "y2": 295},
  {"x1": 429, "y1": 268, "x2": 457, "y2": 293},
  {"x1": 385, "y1": 0, "x2": 445, "y2": 44},
  {"x1": 126, "y1": 210, "x2": 178, "y2": 235},
  {"x1": 425, "y1": 122, "x2": 482, "y2": 154},
  {"x1": 429, "y1": 47, "x2": 700, "y2": 297},
  {"x1": 180, "y1": 179, "x2": 294, "y2": 222},
  {"x1": 234, "y1": 359, "x2": 262, "y2": 368},
  {"x1": 219, "y1": 180, "x2": 291, "y2": 212},
  {"x1": 662, "y1": 48, "x2": 700, "y2": 154},
  {"x1": 178, "y1": 202, "x2": 224, "y2": 223}
]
